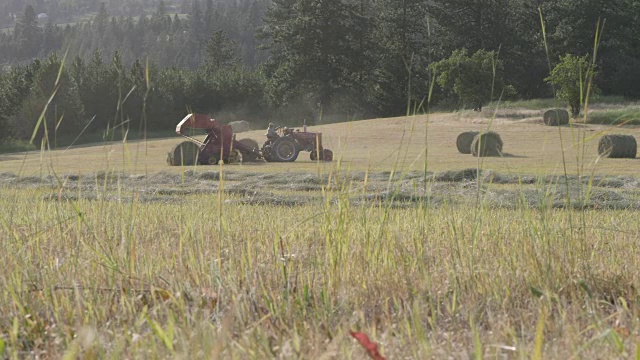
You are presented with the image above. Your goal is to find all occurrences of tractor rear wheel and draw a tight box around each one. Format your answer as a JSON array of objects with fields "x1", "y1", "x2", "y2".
[
  {"x1": 167, "y1": 141, "x2": 201, "y2": 166},
  {"x1": 272, "y1": 137, "x2": 299, "y2": 162}
]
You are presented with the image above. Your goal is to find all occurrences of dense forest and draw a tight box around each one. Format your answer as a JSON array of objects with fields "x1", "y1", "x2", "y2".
[{"x1": 1, "y1": 0, "x2": 639, "y2": 146}]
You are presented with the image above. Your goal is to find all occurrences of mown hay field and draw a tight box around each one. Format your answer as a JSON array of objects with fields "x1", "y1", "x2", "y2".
[
  {"x1": 1, "y1": 111, "x2": 639, "y2": 358},
  {"x1": 0, "y1": 111, "x2": 638, "y2": 175}
]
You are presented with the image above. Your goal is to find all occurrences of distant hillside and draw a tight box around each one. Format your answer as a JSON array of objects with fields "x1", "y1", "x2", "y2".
[{"x1": 1, "y1": 0, "x2": 191, "y2": 29}]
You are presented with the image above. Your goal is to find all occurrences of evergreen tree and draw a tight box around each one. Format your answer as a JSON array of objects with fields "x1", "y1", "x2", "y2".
[
  {"x1": 543, "y1": 0, "x2": 640, "y2": 97},
  {"x1": 204, "y1": 0, "x2": 215, "y2": 34},
  {"x1": 371, "y1": 0, "x2": 431, "y2": 115},
  {"x1": 11, "y1": 54, "x2": 85, "y2": 144},
  {"x1": 428, "y1": 0, "x2": 515, "y2": 54},
  {"x1": 0, "y1": 63, "x2": 39, "y2": 141},
  {"x1": 71, "y1": 51, "x2": 119, "y2": 131},
  {"x1": 260, "y1": 0, "x2": 370, "y2": 118},
  {"x1": 93, "y1": 2, "x2": 109, "y2": 34},
  {"x1": 14, "y1": 4, "x2": 41, "y2": 59},
  {"x1": 41, "y1": 20, "x2": 62, "y2": 56},
  {"x1": 0, "y1": 74, "x2": 11, "y2": 141},
  {"x1": 204, "y1": 30, "x2": 239, "y2": 72},
  {"x1": 187, "y1": 0, "x2": 205, "y2": 67}
]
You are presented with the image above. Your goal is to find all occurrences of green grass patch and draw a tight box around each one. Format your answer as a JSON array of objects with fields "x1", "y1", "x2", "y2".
[
  {"x1": 1, "y1": 129, "x2": 176, "y2": 154},
  {"x1": 54, "y1": 128, "x2": 176, "y2": 147},
  {"x1": 0, "y1": 139, "x2": 37, "y2": 153},
  {"x1": 586, "y1": 106, "x2": 640, "y2": 125},
  {"x1": 493, "y1": 95, "x2": 630, "y2": 110}
]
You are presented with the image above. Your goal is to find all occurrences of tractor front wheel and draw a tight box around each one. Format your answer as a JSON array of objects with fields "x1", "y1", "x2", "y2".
[
  {"x1": 272, "y1": 137, "x2": 299, "y2": 162},
  {"x1": 311, "y1": 149, "x2": 332, "y2": 161},
  {"x1": 321, "y1": 149, "x2": 333, "y2": 161},
  {"x1": 206, "y1": 154, "x2": 219, "y2": 165},
  {"x1": 262, "y1": 146, "x2": 275, "y2": 162}
]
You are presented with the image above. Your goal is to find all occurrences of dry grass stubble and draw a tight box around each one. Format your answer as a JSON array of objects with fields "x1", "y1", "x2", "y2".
[
  {"x1": 0, "y1": 166, "x2": 639, "y2": 358},
  {"x1": 1, "y1": 109, "x2": 640, "y2": 358}
]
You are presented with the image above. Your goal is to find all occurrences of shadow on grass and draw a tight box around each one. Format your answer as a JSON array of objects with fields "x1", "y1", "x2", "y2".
[
  {"x1": 0, "y1": 155, "x2": 20, "y2": 161},
  {"x1": 500, "y1": 153, "x2": 527, "y2": 158}
]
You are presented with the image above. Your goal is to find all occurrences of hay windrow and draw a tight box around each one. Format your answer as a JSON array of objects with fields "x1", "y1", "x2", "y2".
[
  {"x1": 543, "y1": 108, "x2": 570, "y2": 126},
  {"x1": 3, "y1": 169, "x2": 639, "y2": 210},
  {"x1": 196, "y1": 171, "x2": 221, "y2": 181},
  {"x1": 456, "y1": 131, "x2": 480, "y2": 154},
  {"x1": 3, "y1": 170, "x2": 640, "y2": 189},
  {"x1": 597, "y1": 134, "x2": 637, "y2": 159},
  {"x1": 435, "y1": 168, "x2": 480, "y2": 182},
  {"x1": 471, "y1": 131, "x2": 503, "y2": 157}
]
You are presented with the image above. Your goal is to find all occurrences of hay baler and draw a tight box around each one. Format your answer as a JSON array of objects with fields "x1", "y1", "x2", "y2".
[{"x1": 167, "y1": 113, "x2": 260, "y2": 165}]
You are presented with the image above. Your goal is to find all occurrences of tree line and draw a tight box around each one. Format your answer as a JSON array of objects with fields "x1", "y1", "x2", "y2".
[
  {"x1": 0, "y1": 0, "x2": 267, "y2": 68},
  {"x1": 1, "y1": 0, "x2": 639, "y2": 146},
  {"x1": 1, "y1": 0, "x2": 203, "y2": 29}
]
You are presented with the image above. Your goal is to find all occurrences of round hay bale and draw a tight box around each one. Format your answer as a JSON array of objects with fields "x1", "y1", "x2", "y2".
[
  {"x1": 471, "y1": 131, "x2": 503, "y2": 157},
  {"x1": 543, "y1": 108, "x2": 569, "y2": 126},
  {"x1": 237, "y1": 138, "x2": 259, "y2": 151},
  {"x1": 456, "y1": 131, "x2": 480, "y2": 154},
  {"x1": 237, "y1": 138, "x2": 260, "y2": 162},
  {"x1": 597, "y1": 134, "x2": 637, "y2": 159},
  {"x1": 229, "y1": 120, "x2": 251, "y2": 133},
  {"x1": 167, "y1": 141, "x2": 201, "y2": 166}
]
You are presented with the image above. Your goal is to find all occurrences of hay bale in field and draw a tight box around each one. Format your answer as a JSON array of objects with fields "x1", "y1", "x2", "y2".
[
  {"x1": 543, "y1": 108, "x2": 569, "y2": 126},
  {"x1": 237, "y1": 138, "x2": 259, "y2": 151},
  {"x1": 597, "y1": 134, "x2": 637, "y2": 159},
  {"x1": 229, "y1": 120, "x2": 251, "y2": 133},
  {"x1": 167, "y1": 141, "x2": 201, "y2": 166},
  {"x1": 456, "y1": 131, "x2": 480, "y2": 154},
  {"x1": 236, "y1": 138, "x2": 260, "y2": 162},
  {"x1": 471, "y1": 131, "x2": 503, "y2": 157}
]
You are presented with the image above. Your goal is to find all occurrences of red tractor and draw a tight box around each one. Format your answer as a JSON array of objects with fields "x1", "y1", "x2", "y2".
[
  {"x1": 262, "y1": 124, "x2": 333, "y2": 162},
  {"x1": 167, "y1": 114, "x2": 332, "y2": 165}
]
